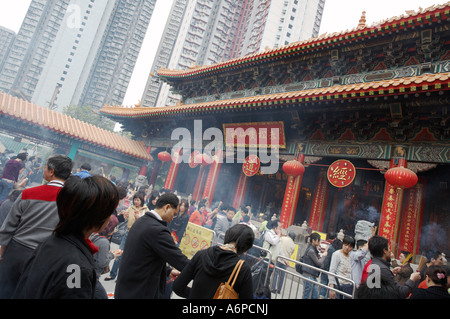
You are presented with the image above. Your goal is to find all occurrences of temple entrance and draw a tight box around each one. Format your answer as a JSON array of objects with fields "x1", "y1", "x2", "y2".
[
  {"x1": 419, "y1": 164, "x2": 450, "y2": 255},
  {"x1": 324, "y1": 161, "x2": 384, "y2": 237}
]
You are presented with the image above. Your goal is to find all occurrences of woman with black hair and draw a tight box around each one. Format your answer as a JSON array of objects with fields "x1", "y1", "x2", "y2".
[
  {"x1": 173, "y1": 223, "x2": 255, "y2": 299},
  {"x1": 409, "y1": 266, "x2": 449, "y2": 299},
  {"x1": 13, "y1": 176, "x2": 119, "y2": 299},
  {"x1": 301, "y1": 232, "x2": 328, "y2": 299},
  {"x1": 169, "y1": 199, "x2": 189, "y2": 245},
  {"x1": 328, "y1": 235, "x2": 355, "y2": 299},
  {"x1": 147, "y1": 190, "x2": 159, "y2": 210}
]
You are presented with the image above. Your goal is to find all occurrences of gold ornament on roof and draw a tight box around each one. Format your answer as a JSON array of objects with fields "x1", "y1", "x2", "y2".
[{"x1": 358, "y1": 11, "x2": 367, "y2": 28}]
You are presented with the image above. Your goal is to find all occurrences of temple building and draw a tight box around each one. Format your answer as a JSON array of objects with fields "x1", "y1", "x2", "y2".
[
  {"x1": 0, "y1": 92, "x2": 152, "y2": 180},
  {"x1": 100, "y1": 4, "x2": 450, "y2": 258}
]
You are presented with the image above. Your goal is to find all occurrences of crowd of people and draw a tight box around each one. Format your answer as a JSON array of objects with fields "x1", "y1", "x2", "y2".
[
  {"x1": 295, "y1": 230, "x2": 449, "y2": 299},
  {"x1": 0, "y1": 151, "x2": 448, "y2": 300}
]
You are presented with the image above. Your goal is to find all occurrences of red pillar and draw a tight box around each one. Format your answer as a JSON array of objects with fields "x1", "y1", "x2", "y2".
[
  {"x1": 139, "y1": 146, "x2": 151, "y2": 176},
  {"x1": 164, "y1": 148, "x2": 182, "y2": 191},
  {"x1": 192, "y1": 165, "x2": 208, "y2": 202},
  {"x1": 280, "y1": 154, "x2": 305, "y2": 228},
  {"x1": 232, "y1": 171, "x2": 249, "y2": 209},
  {"x1": 148, "y1": 160, "x2": 161, "y2": 187},
  {"x1": 202, "y1": 150, "x2": 223, "y2": 203},
  {"x1": 308, "y1": 169, "x2": 329, "y2": 231}
]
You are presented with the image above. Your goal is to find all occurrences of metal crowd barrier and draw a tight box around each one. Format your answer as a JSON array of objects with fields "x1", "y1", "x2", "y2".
[
  {"x1": 269, "y1": 255, "x2": 356, "y2": 299},
  {"x1": 242, "y1": 244, "x2": 273, "y2": 293}
]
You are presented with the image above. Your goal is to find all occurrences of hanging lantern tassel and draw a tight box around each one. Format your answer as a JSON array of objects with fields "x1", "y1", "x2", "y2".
[{"x1": 384, "y1": 166, "x2": 418, "y2": 191}]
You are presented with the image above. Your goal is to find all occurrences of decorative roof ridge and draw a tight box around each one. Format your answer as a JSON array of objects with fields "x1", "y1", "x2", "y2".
[
  {"x1": 0, "y1": 93, "x2": 152, "y2": 160},
  {"x1": 100, "y1": 72, "x2": 450, "y2": 119},
  {"x1": 156, "y1": 2, "x2": 449, "y2": 79}
]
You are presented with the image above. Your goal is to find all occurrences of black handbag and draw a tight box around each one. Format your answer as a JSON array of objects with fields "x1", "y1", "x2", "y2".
[{"x1": 111, "y1": 220, "x2": 127, "y2": 245}]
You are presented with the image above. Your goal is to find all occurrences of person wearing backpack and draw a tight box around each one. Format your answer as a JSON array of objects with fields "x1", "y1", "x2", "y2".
[
  {"x1": 301, "y1": 232, "x2": 328, "y2": 299},
  {"x1": 90, "y1": 218, "x2": 121, "y2": 298}
]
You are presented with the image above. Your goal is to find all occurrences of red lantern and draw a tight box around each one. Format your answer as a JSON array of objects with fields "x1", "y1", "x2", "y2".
[
  {"x1": 195, "y1": 153, "x2": 211, "y2": 166},
  {"x1": 384, "y1": 166, "x2": 418, "y2": 189},
  {"x1": 282, "y1": 160, "x2": 305, "y2": 176},
  {"x1": 158, "y1": 151, "x2": 171, "y2": 162}
]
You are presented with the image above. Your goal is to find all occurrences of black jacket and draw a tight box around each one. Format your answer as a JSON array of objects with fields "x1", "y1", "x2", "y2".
[
  {"x1": 169, "y1": 212, "x2": 189, "y2": 242},
  {"x1": 173, "y1": 246, "x2": 253, "y2": 299},
  {"x1": 13, "y1": 233, "x2": 97, "y2": 299},
  {"x1": 114, "y1": 212, "x2": 189, "y2": 299},
  {"x1": 409, "y1": 286, "x2": 450, "y2": 299},
  {"x1": 371, "y1": 257, "x2": 415, "y2": 298}
]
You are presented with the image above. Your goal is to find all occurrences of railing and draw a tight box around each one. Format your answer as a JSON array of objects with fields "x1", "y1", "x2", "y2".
[
  {"x1": 269, "y1": 255, "x2": 356, "y2": 299},
  {"x1": 242, "y1": 245, "x2": 273, "y2": 293}
]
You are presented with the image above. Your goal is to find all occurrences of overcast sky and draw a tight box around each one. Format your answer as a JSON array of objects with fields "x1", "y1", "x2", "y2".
[{"x1": 0, "y1": 0, "x2": 447, "y2": 106}]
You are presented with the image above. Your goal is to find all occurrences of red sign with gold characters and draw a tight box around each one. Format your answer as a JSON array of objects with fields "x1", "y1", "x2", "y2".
[
  {"x1": 327, "y1": 159, "x2": 356, "y2": 188},
  {"x1": 242, "y1": 155, "x2": 260, "y2": 177}
]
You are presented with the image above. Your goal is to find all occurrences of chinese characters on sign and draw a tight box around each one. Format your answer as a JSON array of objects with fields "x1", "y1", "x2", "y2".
[
  {"x1": 180, "y1": 222, "x2": 215, "y2": 259},
  {"x1": 397, "y1": 185, "x2": 424, "y2": 255},
  {"x1": 327, "y1": 159, "x2": 356, "y2": 188},
  {"x1": 242, "y1": 155, "x2": 260, "y2": 177},
  {"x1": 379, "y1": 185, "x2": 401, "y2": 246}
]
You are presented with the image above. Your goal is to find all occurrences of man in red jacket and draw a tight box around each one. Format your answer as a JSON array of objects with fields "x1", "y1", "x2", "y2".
[{"x1": 0, "y1": 154, "x2": 73, "y2": 298}]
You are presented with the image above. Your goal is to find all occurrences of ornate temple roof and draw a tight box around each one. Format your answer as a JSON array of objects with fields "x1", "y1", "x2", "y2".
[
  {"x1": 155, "y1": 2, "x2": 449, "y2": 81},
  {"x1": 0, "y1": 93, "x2": 152, "y2": 160},
  {"x1": 100, "y1": 72, "x2": 450, "y2": 120}
]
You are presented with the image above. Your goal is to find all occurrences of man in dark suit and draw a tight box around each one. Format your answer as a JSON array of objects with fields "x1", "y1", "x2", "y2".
[{"x1": 114, "y1": 193, "x2": 188, "y2": 299}]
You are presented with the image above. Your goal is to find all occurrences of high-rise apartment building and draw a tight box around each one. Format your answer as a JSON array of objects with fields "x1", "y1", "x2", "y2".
[
  {"x1": 0, "y1": 27, "x2": 16, "y2": 71},
  {"x1": 243, "y1": 0, "x2": 325, "y2": 54},
  {"x1": 0, "y1": 0, "x2": 70, "y2": 102},
  {"x1": 141, "y1": 0, "x2": 188, "y2": 108},
  {"x1": 0, "y1": 0, "x2": 156, "y2": 112},
  {"x1": 141, "y1": 0, "x2": 326, "y2": 108}
]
